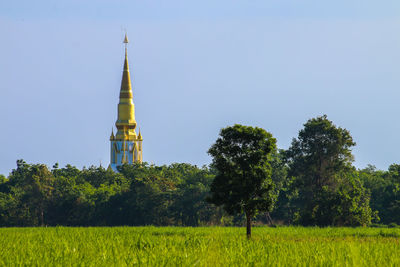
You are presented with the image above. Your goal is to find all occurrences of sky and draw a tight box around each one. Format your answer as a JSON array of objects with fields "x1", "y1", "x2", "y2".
[{"x1": 0, "y1": 1, "x2": 399, "y2": 175}]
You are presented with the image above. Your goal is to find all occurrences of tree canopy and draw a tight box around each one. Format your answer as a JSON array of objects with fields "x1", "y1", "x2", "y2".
[
  {"x1": 284, "y1": 115, "x2": 373, "y2": 226},
  {"x1": 207, "y1": 124, "x2": 277, "y2": 237}
]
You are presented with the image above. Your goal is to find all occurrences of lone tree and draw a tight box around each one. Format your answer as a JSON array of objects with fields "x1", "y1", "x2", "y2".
[{"x1": 208, "y1": 124, "x2": 277, "y2": 238}]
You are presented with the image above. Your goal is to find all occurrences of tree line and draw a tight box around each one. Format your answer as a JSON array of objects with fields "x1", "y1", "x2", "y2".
[{"x1": 0, "y1": 115, "x2": 399, "y2": 227}]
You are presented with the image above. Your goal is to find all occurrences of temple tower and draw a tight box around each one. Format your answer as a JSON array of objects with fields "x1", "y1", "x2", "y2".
[{"x1": 109, "y1": 34, "x2": 143, "y2": 171}]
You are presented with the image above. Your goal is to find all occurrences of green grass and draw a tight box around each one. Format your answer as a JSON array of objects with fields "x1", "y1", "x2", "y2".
[{"x1": 0, "y1": 227, "x2": 399, "y2": 266}]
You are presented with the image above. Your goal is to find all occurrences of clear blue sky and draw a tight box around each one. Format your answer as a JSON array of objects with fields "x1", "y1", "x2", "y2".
[{"x1": 0, "y1": 1, "x2": 399, "y2": 175}]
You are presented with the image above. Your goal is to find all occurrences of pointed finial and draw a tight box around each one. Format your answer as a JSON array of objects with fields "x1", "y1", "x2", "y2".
[
  {"x1": 110, "y1": 127, "x2": 115, "y2": 140},
  {"x1": 138, "y1": 128, "x2": 143, "y2": 140},
  {"x1": 122, "y1": 33, "x2": 129, "y2": 71}
]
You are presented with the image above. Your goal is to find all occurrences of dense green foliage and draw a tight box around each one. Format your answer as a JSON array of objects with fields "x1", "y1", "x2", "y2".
[
  {"x1": 1, "y1": 117, "x2": 400, "y2": 227},
  {"x1": 0, "y1": 227, "x2": 399, "y2": 266},
  {"x1": 359, "y1": 164, "x2": 400, "y2": 225},
  {"x1": 207, "y1": 124, "x2": 277, "y2": 237},
  {"x1": 268, "y1": 116, "x2": 400, "y2": 227},
  {"x1": 0, "y1": 161, "x2": 224, "y2": 227}
]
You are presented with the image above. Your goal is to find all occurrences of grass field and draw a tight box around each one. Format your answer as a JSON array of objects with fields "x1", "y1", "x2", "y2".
[{"x1": 0, "y1": 227, "x2": 399, "y2": 266}]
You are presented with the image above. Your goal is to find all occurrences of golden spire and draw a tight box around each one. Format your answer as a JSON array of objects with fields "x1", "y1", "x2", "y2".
[
  {"x1": 121, "y1": 35, "x2": 132, "y2": 97},
  {"x1": 115, "y1": 33, "x2": 137, "y2": 141}
]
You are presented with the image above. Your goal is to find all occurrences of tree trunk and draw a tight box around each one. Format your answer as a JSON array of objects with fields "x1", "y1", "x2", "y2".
[
  {"x1": 40, "y1": 209, "x2": 44, "y2": 226},
  {"x1": 266, "y1": 212, "x2": 273, "y2": 225},
  {"x1": 246, "y1": 212, "x2": 251, "y2": 239}
]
